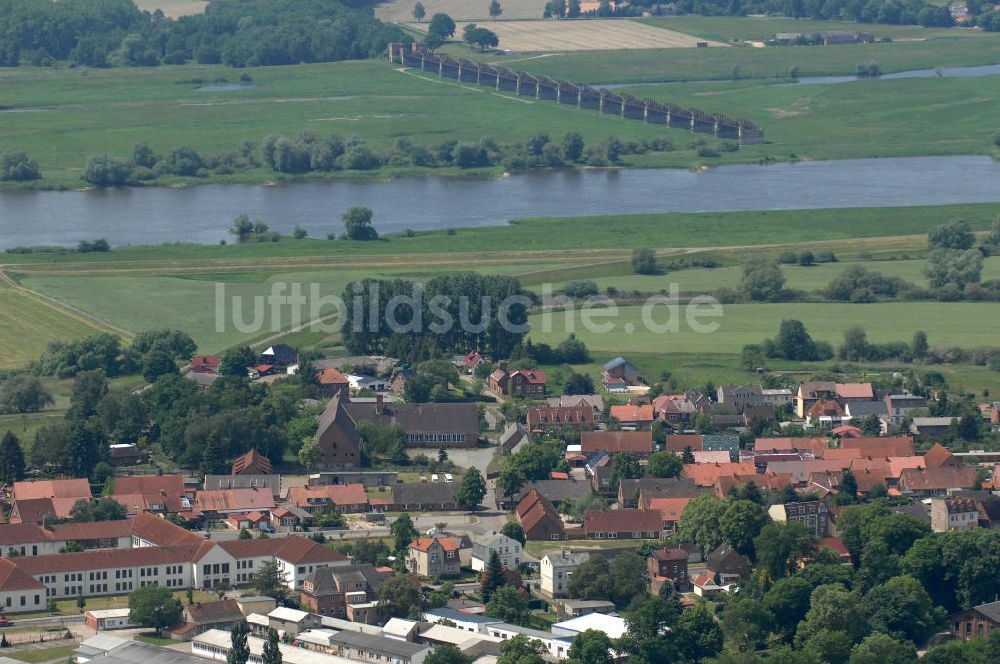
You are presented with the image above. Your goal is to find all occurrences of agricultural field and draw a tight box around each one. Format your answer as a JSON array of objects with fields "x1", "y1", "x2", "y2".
[
  {"x1": 639, "y1": 15, "x2": 990, "y2": 43},
  {"x1": 376, "y1": 0, "x2": 547, "y2": 22},
  {"x1": 414, "y1": 19, "x2": 724, "y2": 51},
  {"x1": 132, "y1": 0, "x2": 207, "y2": 17}
]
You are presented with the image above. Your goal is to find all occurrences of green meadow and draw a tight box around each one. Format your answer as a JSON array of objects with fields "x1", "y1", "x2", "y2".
[
  {"x1": 456, "y1": 33, "x2": 1000, "y2": 83},
  {"x1": 525, "y1": 301, "x2": 1000, "y2": 355}
]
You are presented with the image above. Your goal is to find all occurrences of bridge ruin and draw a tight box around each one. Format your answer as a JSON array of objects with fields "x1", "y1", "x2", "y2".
[{"x1": 388, "y1": 43, "x2": 764, "y2": 144}]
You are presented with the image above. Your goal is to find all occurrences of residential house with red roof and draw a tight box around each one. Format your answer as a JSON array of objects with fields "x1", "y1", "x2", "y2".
[
  {"x1": 516, "y1": 490, "x2": 565, "y2": 541},
  {"x1": 462, "y1": 352, "x2": 485, "y2": 374},
  {"x1": 111, "y1": 474, "x2": 190, "y2": 517},
  {"x1": 754, "y1": 437, "x2": 829, "y2": 456},
  {"x1": 192, "y1": 488, "x2": 275, "y2": 520},
  {"x1": 714, "y1": 472, "x2": 792, "y2": 499},
  {"x1": 683, "y1": 462, "x2": 757, "y2": 487},
  {"x1": 609, "y1": 404, "x2": 655, "y2": 430},
  {"x1": 924, "y1": 443, "x2": 960, "y2": 469},
  {"x1": 488, "y1": 369, "x2": 546, "y2": 398},
  {"x1": 407, "y1": 537, "x2": 463, "y2": 578},
  {"x1": 583, "y1": 509, "x2": 662, "y2": 540},
  {"x1": 191, "y1": 355, "x2": 221, "y2": 373},
  {"x1": 316, "y1": 368, "x2": 350, "y2": 400},
  {"x1": 839, "y1": 436, "x2": 915, "y2": 458},
  {"x1": 285, "y1": 484, "x2": 369, "y2": 514},
  {"x1": 580, "y1": 431, "x2": 654, "y2": 457},
  {"x1": 648, "y1": 497, "x2": 691, "y2": 534},
  {"x1": 9, "y1": 479, "x2": 92, "y2": 524},
  {"x1": 652, "y1": 395, "x2": 697, "y2": 428},
  {"x1": 898, "y1": 466, "x2": 978, "y2": 497}
]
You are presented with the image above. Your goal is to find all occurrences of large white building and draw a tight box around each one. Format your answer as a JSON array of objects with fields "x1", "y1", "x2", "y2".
[{"x1": 0, "y1": 513, "x2": 348, "y2": 612}]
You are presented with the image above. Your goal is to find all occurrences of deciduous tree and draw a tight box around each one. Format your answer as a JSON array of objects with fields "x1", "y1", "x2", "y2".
[{"x1": 128, "y1": 586, "x2": 182, "y2": 636}]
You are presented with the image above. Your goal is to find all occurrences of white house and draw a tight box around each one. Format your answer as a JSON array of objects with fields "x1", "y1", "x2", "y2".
[
  {"x1": 539, "y1": 550, "x2": 590, "y2": 599},
  {"x1": 470, "y1": 532, "x2": 522, "y2": 572}
]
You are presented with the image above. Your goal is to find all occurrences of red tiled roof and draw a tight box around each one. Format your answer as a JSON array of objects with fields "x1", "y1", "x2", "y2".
[
  {"x1": 754, "y1": 437, "x2": 829, "y2": 455},
  {"x1": 832, "y1": 425, "x2": 862, "y2": 438},
  {"x1": 130, "y1": 512, "x2": 205, "y2": 546},
  {"x1": 683, "y1": 462, "x2": 757, "y2": 487},
  {"x1": 715, "y1": 473, "x2": 792, "y2": 498},
  {"x1": 216, "y1": 535, "x2": 349, "y2": 565},
  {"x1": 14, "y1": 543, "x2": 207, "y2": 575},
  {"x1": 923, "y1": 443, "x2": 957, "y2": 469},
  {"x1": 835, "y1": 383, "x2": 874, "y2": 399},
  {"x1": 550, "y1": 472, "x2": 570, "y2": 480},
  {"x1": 610, "y1": 404, "x2": 655, "y2": 423},
  {"x1": 0, "y1": 558, "x2": 45, "y2": 592},
  {"x1": 839, "y1": 437, "x2": 914, "y2": 457},
  {"x1": 113, "y1": 474, "x2": 186, "y2": 513},
  {"x1": 285, "y1": 484, "x2": 368, "y2": 509},
  {"x1": 510, "y1": 369, "x2": 546, "y2": 385},
  {"x1": 649, "y1": 498, "x2": 690, "y2": 521},
  {"x1": 583, "y1": 509, "x2": 662, "y2": 534},
  {"x1": 316, "y1": 367, "x2": 349, "y2": 385},
  {"x1": 232, "y1": 449, "x2": 274, "y2": 476},
  {"x1": 13, "y1": 479, "x2": 91, "y2": 501},
  {"x1": 808, "y1": 399, "x2": 845, "y2": 418},
  {"x1": 192, "y1": 355, "x2": 221, "y2": 370},
  {"x1": 665, "y1": 435, "x2": 703, "y2": 453},
  {"x1": 899, "y1": 466, "x2": 977, "y2": 492},
  {"x1": 648, "y1": 547, "x2": 688, "y2": 562},
  {"x1": 194, "y1": 488, "x2": 275, "y2": 512},
  {"x1": 409, "y1": 537, "x2": 460, "y2": 553},
  {"x1": 580, "y1": 431, "x2": 653, "y2": 455}
]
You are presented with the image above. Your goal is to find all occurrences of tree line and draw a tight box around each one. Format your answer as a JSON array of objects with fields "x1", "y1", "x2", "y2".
[
  {"x1": 0, "y1": 0, "x2": 406, "y2": 68},
  {"x1": 67, "y1": 131, "x2": 677, "y2": 187}
]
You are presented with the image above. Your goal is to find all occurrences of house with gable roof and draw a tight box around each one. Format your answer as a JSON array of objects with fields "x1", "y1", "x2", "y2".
[
  {"x1": 602, "y1": 357, "x2": 642, "y2": 392},
  {"x1": 407, "y1": 537, "x2": 463, "y2": 578},
  {"x1": 516, "y1": 490, "x2": 565, "y2": 541}
]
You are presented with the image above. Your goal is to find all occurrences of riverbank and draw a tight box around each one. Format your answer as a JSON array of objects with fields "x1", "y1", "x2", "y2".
[{"x1": 2, "y1": 56, "x2": 1000, "y2": 191}]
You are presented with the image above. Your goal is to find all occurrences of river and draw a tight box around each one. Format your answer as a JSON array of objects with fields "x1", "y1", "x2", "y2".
[
  {"x1": 1, "y1": 155, "x2": 1000, "y2": 249},
  {"x1": 596, "y1": 62, "x2": 1000, "y2": 89}
]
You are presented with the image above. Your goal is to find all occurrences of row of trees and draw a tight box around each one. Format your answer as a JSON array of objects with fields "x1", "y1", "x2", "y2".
[
  {"x1": 0, "y1": 0, "x2": 406, "y2": 68},
  {"x1": 36, "y1": 328, "x2": 194, "y2": 379},
  {"x1": 84, "y1": 142, "x2": 258, "y2": 186}
]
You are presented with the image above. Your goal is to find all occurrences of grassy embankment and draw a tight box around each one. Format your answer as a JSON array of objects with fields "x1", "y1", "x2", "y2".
[{"x1": 4, "y1": 203, "x2": 1000, "y2": 393}]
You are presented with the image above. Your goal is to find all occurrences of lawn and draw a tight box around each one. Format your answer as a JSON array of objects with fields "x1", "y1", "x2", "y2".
[
  {"x1": 6, "y1": 645, "x2": 78, "y2": 663},
  {"x1": 459, "y1": 33, "x2": 1000, "y2": 83},
  {"x1": 525, "y1": 301, "x2": 1000, "y2": 355},
  {"x1": 134, "y1": 633, "x2": 182, "y2": 646}
]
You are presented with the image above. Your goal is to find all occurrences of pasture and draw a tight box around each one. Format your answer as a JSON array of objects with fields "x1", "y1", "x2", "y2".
[
  {"x1": 0, "y1": 279, "x2": 112, "y2": 369},
  {"x1": 419, "y1": 19, "x2": 723, "y2": 51},
  {"x1": 525, "y1": 301, "x2": 1000, "y2": 355}
]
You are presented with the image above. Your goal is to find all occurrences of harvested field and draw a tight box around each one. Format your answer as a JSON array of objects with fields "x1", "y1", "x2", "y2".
[
  {"x1": 376, "y1": 0, "x2": 547, "y2": 21},
  {"x1": 132, "y1": 0, "x2": 207, "y2": 18},
  {"x1": 409, "y1": 19, "x2": 723, "y2": 52}
]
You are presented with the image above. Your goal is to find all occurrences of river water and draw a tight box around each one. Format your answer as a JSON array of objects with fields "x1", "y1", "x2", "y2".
[
  {"x1": 1, "y1": 155, "x2": 1000, "y2": 248},
  {"x1": 596, "y1": 62, "x2": 1000, "y2": 89}
]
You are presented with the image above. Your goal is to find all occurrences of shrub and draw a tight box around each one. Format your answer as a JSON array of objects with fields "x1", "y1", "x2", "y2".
[
  {"x1": 0, "y1": 151, "x2": 41, "y2": 181},
  {"x1": 82, "y1": 154, "x2": 132, "y2": 186},
  {"x1": 563, "y1": 280, "x2": 599, "y2": 298},
  {"x1": 631, "y1": 248, "x2": 657, "y2": 275}
]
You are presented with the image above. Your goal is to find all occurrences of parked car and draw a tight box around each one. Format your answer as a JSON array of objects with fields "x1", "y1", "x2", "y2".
[{"x1": 0, "y1": 619, "x2": 14, "y2": 627}]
